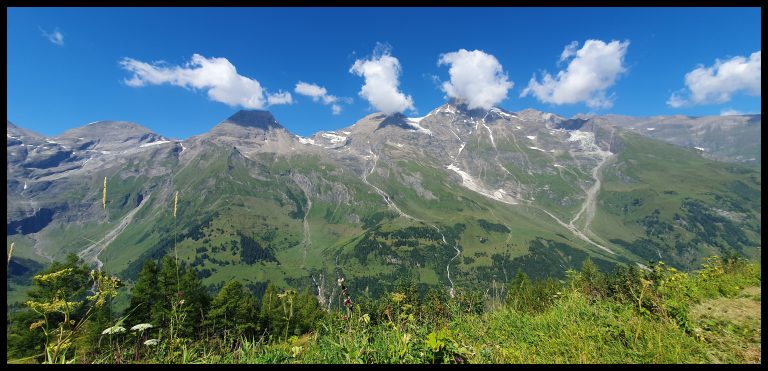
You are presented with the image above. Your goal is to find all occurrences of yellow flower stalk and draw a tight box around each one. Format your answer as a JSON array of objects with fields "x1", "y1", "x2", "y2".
[
  {"x1": 102, "y1": 176, "x2": 107, "y2": 209},
  {"x1": 173, "y1": 191, "x2": 179, "y2": 218},
  {"x1": 7, "y1": 242, "x2": 14, "y2": 267}
]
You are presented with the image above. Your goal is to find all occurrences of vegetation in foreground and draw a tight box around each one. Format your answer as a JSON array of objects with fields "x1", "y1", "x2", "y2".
[{"x1": 6, "y1": 252, "x2": 760, "y2": 364}]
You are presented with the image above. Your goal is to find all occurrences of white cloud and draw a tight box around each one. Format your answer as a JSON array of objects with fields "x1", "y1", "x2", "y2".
[
  {"x1": 40, "y1": 27, "x2": 64, "y2": 46},
  {"x1": 295, "y1": 82, "x2": 327, "y2": 100},
  {"x1": 294, "y1": 81, "x2": 350, "y2": 114},
  {"x1": 267, "y1": 91, "x2": 293, "y2": 105},
  {"x1": 559, "y1": 41, "x2": 579, "y2": 64},
  {"x1": 667, "y1": 51, "x2": 761, "y2": 107},
  {"x1": 666, "y1": 93, "x2": 687, "y2": 108},
  {"x1": 720, "y1": 108, "x2": 750, "y2": 116},
  {"x1": 119, "y1": 53, "x2": 292, "y2": 109},
  {"x1": 437, "y1": 49, "x2": 513, "y2": 110},
  {"x1": 349, "y1": 45, "x2": 414, "y2": 115},
  {"x1": 521, "y1": 39, "x2": 630, "y2": 109}
]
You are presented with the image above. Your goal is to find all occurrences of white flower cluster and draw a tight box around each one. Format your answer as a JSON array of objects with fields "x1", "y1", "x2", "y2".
[
  {"x1": 101, "y1": 325, "x2": 126, "y2": 335},
  {"x1": 130, "y1": 323, "x2": 153, "y2": 332},
  {"x1": 144, "y1": 339, "x2": 159, "y2": 346}
]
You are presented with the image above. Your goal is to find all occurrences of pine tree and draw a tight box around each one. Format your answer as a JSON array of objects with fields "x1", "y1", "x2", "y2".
[
  {"x1": 207, "y1": 280, "x2": 258, "y2": 341},
  {"x1": 259, "y1": 283, "x2": 284, "y2": 339},
  {"x1": 291, "y1": 289, "x2": 324, "y2": 336},
  {"x1": 126, "y1": 260, "x2": 159, "y2": 326},
  {"x1": 177, "y1": 267, "x2": 211, "y2": 339},
  {"x1": 152, "y1": 256, "x2": 179, "y2": 329}
]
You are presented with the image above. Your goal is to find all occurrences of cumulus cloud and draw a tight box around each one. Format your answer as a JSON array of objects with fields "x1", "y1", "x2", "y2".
[
  {"x1": 720, "y1": 108, "x2": 743, "y2": 116},
  {"x1": 521, "y1": 39, "x2": 630, "y2": 109},
  {"x1": 294, "y1": 81, "x2": 351, "y2": 114},
  {"x1": 559, "y1": 41, "x2": 579, "y2": 64},
  {"x1": 40, "y1": 27, "x2": 64, "y2": 46},
  {"x1": 349, "y1": 45, "x2": 414, "y2": 115},
  {"x1": 667, "y1": 51, "x2": 761, "y2": 107},
  {"x1": 119, "y1": 53, "x2": 292, "y2": 109},
  {"x1": 437, "y1": 49, "x2": 513, "y2": 110},
  {"x1": 267, "y1": 91, "x2": 293, "y2": 105}
]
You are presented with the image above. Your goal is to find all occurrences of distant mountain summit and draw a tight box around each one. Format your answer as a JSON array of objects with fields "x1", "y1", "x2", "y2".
[
  {"x1": 219, "y1": 110, "x2": 283, "y2": 130},
  {"x1": 195, "y1": 110, "x2": 298, "y2": 156}
]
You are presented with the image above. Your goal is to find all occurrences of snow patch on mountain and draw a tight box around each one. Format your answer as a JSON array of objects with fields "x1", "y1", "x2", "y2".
[
  {"x1": 298, "y1": 137, "x2": 317, "y2": 145},
  {"x1": 139, "y1": 140, "x2": 172, "y2": 148},
  {"x1": 406, "y1": 117, "x2": 433, "y2": 136},
  {"x1": 446, "y1": 164, "x2": 517, "y2": 204},
  {"x1": 567, "y1": 130, "x2": 612, "y2": 156}
]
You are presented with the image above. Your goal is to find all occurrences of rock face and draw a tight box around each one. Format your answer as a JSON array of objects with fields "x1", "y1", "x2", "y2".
[{"x1": 6, "y1": 107, "x2": 761, "y2": 300}]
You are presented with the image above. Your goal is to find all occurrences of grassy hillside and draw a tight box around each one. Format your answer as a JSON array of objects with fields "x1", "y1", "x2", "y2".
[{"x1": 7, "y1": 254, "x2": 759, "y2": 364}]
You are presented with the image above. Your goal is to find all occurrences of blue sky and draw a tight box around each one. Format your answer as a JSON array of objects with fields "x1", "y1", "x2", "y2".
[{"x1": 7, "y1": 7, "x2": 762, "y2": 139}]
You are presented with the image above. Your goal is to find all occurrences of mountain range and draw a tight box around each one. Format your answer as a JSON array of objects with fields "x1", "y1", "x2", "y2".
[{"x1": 7, "y1": 103, "x2": 761, "y2": 306}]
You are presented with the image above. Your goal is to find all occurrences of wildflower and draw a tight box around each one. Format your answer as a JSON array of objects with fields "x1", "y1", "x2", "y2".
[
  {"x1": 102, "y1": 325, "x2": 126, "y2": 335},
  {"x1": 178, "y1": 299, "x2": 185, "y2": 306},
  {"x1": 337, "y1": 277, "x2": 344, "y2": 286},
  {"x1": 359, "y1": 313, "x2": 370, "y2": 325},
  {"x1": 130, "y1": 323, "x2": 153, "y2": 332},
  {"x1": 29, "y1": 320, "x2": 45, "y2": 330},
  {"x1": 391, "y1": 292, "x2": 406, "y2": 303},
  {"x1": 144, "y1": 339, "x2": 159, "y2": 346},
  {"x1": 344, "y1": 298, "x2": 352, "y2": 307},
  {"x1": 342, "y1": 315, "x2": 348, "y2": 321}
]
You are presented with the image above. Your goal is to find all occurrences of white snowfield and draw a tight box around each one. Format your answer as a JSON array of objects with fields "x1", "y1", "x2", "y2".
[
  {"x1": 694, "y1": 146, "x2": 706, "y2": 151},
  {"x1": 320, "y1": 132, "x2": 347, "y2": 143},
  {"x1": 297, "y1": 137, "x2": 317, "y2": 145},
  {"x1": 526, "y1": 135, "x2": 536, "y2": 140},
  {"x1": 139, "y1": 140, "x2": 171, "y2": 148},
  {"x1": 529, "y1": 146, "x2": 546, "y2": 152},
  {"x1": 437, "y1": 105, "x2": 458, "y2": 115},
  {"x1": 446, "y1": 164, "x2": 517, "y2": 205},
  {"x1": 646, "y1": 127, "x2": 656, "y2": 131},
  {"x1": 406, "y1": 116, "x2": 433, "y2": 136},
  {"x1": 490, "y1": 107, "x2": 515, "y2": 118}
]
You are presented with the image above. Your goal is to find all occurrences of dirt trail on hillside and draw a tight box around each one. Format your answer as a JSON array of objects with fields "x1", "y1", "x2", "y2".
[{"x1": 77, "y1": 194, "x2": 151, "y2": 271}]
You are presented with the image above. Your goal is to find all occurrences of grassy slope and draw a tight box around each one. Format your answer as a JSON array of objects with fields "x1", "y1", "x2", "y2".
[
  {"x1": 167, "y1": 260, "x2": 761, "y2": 364},
  {"x1": 594, "y1": 131, "x2": 761, "y2": 268}
]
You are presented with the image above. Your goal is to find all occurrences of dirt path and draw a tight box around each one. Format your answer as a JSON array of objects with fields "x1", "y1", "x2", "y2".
[
  {"x1": 570, "y1": 153, "x2": 613, "y2": 232},
  {"x1": 533, "y1": 204, "x2": 614, "y2": 255},
  {"x1": 362, "y1": 146, "x2": 418, "y2": 221},
  {"x1": 77, "y1": 194, "x2": 151, "y2": 270}
]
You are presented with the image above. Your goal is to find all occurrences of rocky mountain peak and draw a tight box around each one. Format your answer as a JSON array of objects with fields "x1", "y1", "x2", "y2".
[
  {"x1": 221, "y1": 110, "x2": 283, "y2": 130},
  {"x1": 515, "y1": 108, "x2": 564, "y2": 123},
  {"x1": 58, "y1": 121, "x2": 158, "y2": 141}
]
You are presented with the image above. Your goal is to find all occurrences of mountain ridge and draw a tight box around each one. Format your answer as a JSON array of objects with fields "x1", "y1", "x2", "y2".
[{"x1": 6, "y1": 103, "x2": 761, "y2": 307}]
